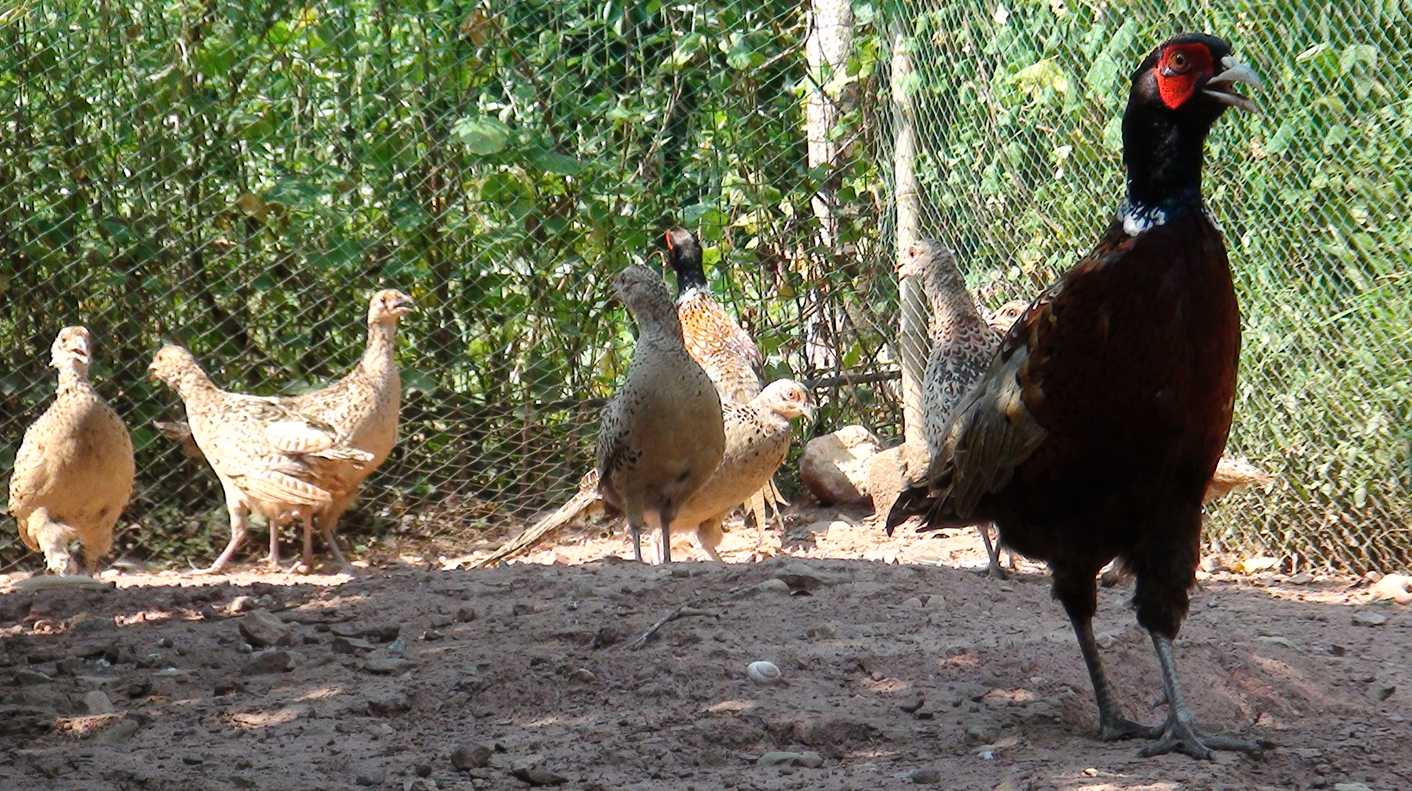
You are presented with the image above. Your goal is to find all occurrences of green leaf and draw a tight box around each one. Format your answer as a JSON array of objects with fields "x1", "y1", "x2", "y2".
[
  {"x1": 529, "y1": 149, "x2": 583, "y2": 176},
  {"x1": 453, "y1": 116, "x2": 511, "y2": 155}
]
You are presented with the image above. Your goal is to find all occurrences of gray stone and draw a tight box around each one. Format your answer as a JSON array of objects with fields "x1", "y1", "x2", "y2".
[
  {"x1": 242, "y1": 650, "x2": 293, "y2": 675},
  {"x1": 910, "y1": 768, "x2": 942, "y2": 785},
  {"x1": 451, "y1": 744, "x2": 493, "y2": 770},
  {"x1": 799, "y1": 425, "x2": 881, "y2": 505},
  {"x1": 367, "y1": 689, "x2": 412, "y2": 716},
  {"x1": 237, "y1": 609, "x2": 290, "y2": 648},
  {"x1": 83, "y1": 690, "x2": 115, "y2": 715},
  {"x1": 757, "y1": 751, "x2": 824, "y2": 768},
  {"x1": 1352, "y1": 611, "x2": 1388, "y2": 627},
  {"x1": 354, "y1": 762, "x2": 386, "y2": 787},
  {"x1": 364, "y1": 651, "x2": 411, "y2": 675}
]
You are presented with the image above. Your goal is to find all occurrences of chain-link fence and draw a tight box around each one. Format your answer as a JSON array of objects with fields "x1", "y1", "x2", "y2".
[
  {"x1": 881, "y1": 0, "x2": 1410, "y2": 571},
  {"x1": 1, "y1": 1, "x2": 1406, "y2": 572}
]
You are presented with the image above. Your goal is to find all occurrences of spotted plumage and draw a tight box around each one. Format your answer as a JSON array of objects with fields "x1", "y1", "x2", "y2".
[
  {"x1": 595, "y1": 264, "x2": 725, "y2": 564},
  {"x1": 8, "y1": 327, "x2": 134, "y2": 575},
  {"x1": 148, "y1": 345, "x2": 372, "y2": 574},
  {"x1": 664, "y1": 228, "x2": 789, "y2": 550},
  {"x1": 897, "y1": 239, "x2": 1008, "y2": 576}
]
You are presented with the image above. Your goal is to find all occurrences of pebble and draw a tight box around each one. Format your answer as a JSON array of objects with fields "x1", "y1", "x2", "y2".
[
  {"x1": 806, "y1": 624, "x2": 837, "y2": 640},
  {"x1": 1352, "y1": 611, "x2": 1388, "y2": 627},
  {"x1": 364, "y1": 652, "x2": 411, "y2": 675},
  {"x1": 97, "y1": 718, "x2": 141, "y2": 744},
  {"x1": 510, "y1": 766, "x2": 567, "y2": 786},
  {"x1": 332, "y1": 636, "x2": 375, "y2": 654},
  {"x1": 1333, "y1": 784, "x2": 1373, "y2": 791},
  {"x1": 456, "y1": 606, "x2": 478, "y2": 623},
  {"x1": 227, "y1": 595, "x2": 258, "y2": 614},
  {"x1": 757, "y1": 751, "x2": 823, "y2": 768},
  {"x1": 451, "y1": 744, "x2": 493, "y2": 770},
  {"x1": 354, "y1": 762, "x2": 386, "y2": 787},
  {"x1": 14, "y1": 669, "x2": 54, "y2": 685},
  {"x1": 83, "y1": 690, "x2": 115, "y2": 715},
  {"x1": 909, "y1": 768, "x2": 941, "y2": 784},
  {"x1": 747, "y1": 661, "x2": 781, "y2": 684},
  {"x1": 366, "y1": 689, "x2": 412, "y2": 716},
  {"x1": 242, "y1": 650, "x2": 293, "y2": 675},
  {"x1": 567, "y1": 668, "x2": 598, "y2": 684},
  {"x1": 237, "y1": 610, "x2": 290, "y2": 648},
  {"x1": 965, "y1": 723, "x2": 998, "y2": 743},
  {"x1": 753, "y1": 579, "x2": 791, "y2": 594},
  {"x1": 901, "y1": 597, "x2": 924, "y2": 609}
]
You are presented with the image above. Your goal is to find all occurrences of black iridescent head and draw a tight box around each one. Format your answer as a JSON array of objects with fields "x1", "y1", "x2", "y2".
[
  {"x1": 1122, "y1": 33, "x2": 1261, "y2": 207},
  {"x1": 663, "y1": 227, "x2": 707, "y2": 293}
]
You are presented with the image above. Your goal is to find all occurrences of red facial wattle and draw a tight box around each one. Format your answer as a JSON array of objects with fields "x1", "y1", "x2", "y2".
[{"x1": 1154, "y1": 43, "x2": 1213, "y2": 110}]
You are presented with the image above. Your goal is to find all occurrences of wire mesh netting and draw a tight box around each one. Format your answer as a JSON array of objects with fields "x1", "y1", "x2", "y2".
[
  {"x1": 0, "y1": 1, "x2": 1406, "y2": 572},
  {"x1": 880, "y1": 0, "x2": 1410, "y2": 571}
]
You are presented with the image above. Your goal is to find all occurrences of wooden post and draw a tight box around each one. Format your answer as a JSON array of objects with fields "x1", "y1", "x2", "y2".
[{"x1": 891, "y1": 19, "x2": 927, "y2": 449}]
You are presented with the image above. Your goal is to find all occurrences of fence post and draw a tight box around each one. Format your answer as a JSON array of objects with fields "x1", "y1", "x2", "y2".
[
  {"x1": 804, "y1": 0, "x2": 853, "y2": 371},
  {"x1": 890, "y1": 17, "x2": 927, "y2": 450}
]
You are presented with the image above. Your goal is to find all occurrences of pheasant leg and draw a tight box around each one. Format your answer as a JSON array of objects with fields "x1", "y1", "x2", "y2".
[
  {"x1": 198, "y1": 507, "x2": 249, "y2": 575},
  {"x1": 1138, "y1": 633, "x2": 1266, "y2": 759},
  {"x1": 978, "y1": 524, "x2": 1007, "y2": 579},
  {"x1": 267, "y1": 520, "x2": 281, "y2": 567},
  {"x1": 1068, "y1": 612, "x2": 1160, "y2": 741},
  {"x1": 321, "y1": 521, "x2": 350, "y2": 568}
]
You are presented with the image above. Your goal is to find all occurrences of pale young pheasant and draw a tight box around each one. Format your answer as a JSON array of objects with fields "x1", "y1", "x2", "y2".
[
  {"x1": 148, "y1": 345, "x2": 372, "y2": 573},
  {"x1": 285, "y1": 289, "x2": 414, "y2": 565},
  {"x1": 898, "y1": 239, "x2": 1009, "y2": 578},
  {"x1": 668, "y1": 380, "x2": 813, "y2": 561},
  {"x1": 664, "y1": 227, "x2": 788, "y2": 552},
  {"x1": 8, "y1": 327, "x2": 134, "y2": 575},
  {"x1": 596, "y1": 264, "x2": 725, "y2": 564}
]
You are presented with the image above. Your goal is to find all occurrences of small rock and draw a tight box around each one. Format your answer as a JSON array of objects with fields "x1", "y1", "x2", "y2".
[
  {"x1": 965, "y1": 723, "x2": 997, "y2": 743},
  {"x1": 1288, "y1": 572, "x2": 1314, "y2": 585},
  {"x1": 1238, "y1": 556, "x2": 1280, "y2": 574},
  {"x1": 1352, "y1": 611, "x2": 1388, "y2": 627},
  {"x1": 805, "y1": 624, "x2": 837, "y2": 640},
  {"x1": 364, "y1": 651, "x2": 411, "y2": 675},
  {"x1": 909, "y1": 767, "x2": 941, "y2": 785},
  {"x1": 332, "y1": 635, "x2": 375, "y2": 654},
  {"x1": 420, "y1": 629, "x2": 444, "y2": 642},
  {"x1": 13, "y1": 668, "x2": 54, "y2": 686},
  {"x1": 753, "y1": 578, "x2": 790, "y2": 594},
  {"x1": 898, "y1": 695, "x2": 925, "y2": 714},
  {"x1": 747, "y1": 661, "x2": 781, "y2": 684},
  {"x1": 354, "y1": 762, "x2": 386, "y2": 787},
  {"x1": 1371, "y1": 686, "x2": 1395, "y2": 702},
  {"x1": 1258, "y1": 636, "x2": 1297, "y2": 649},
  {"x1": 228, "y1": 595, "x2": 257, "y2": 614},
  {"x1": 1370, "y1": 573, "x2": 1412, "y2": 605},
  {"x1": 238, "y1": 610, "x2": 290, "y2": 648},
  {"x1": 451, "y1": 744, "x2": 493, "y2": 770},
  {"x1": 901, "y1": 597, "x2": 924, "y2": 609},
  {"x1": 757, "y1": 751, "x2": 823, "y2": 768},
  {"x1": 83, "y1": 690, "x2": 115, "y2": 715},
  {"x1": 366, "y1": 689, "x2": 412, "y2": 716},
  {"x1": 97, "y1": 717, "x2": 141, "y2": 744},
  {"x1": 455, "y1": 606, "x2": 478, "y2": 623},
  {"x1": 799, "y1": 425, "x2": 882, "y2": 505},
  {"x1": 242, "y1": 650, "x2": 293, "y2": 675},
  {"x1": 510, "y1": 766, "x2": 567, "y2": 786},
  {"x1": 1333, "y1": 784, "x2": 1373, "y2": 791},
  {"x1": 1082, "y1": 767, "x2": 1100, "y2": 777},
  {"x1": 567, "y1": 668, "x2": 597, "y2": 684}
]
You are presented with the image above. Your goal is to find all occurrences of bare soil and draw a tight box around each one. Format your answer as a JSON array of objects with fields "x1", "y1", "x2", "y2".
[{"x1": 1, "y1": 506, "x2": 1408, "y2": 790}]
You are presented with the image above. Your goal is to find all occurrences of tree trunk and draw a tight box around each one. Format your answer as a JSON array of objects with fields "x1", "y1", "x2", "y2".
[
  {"x1": 803, "y1": 0, "x2": 853, "y2": 371},
  {"x1": 891, "y1": 22, "x2": 927, "y2": 448}
]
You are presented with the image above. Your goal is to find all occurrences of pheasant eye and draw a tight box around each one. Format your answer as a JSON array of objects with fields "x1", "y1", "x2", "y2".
[{"x1": 1167, "y1": 51, "x2": 1188, "y2": 73}]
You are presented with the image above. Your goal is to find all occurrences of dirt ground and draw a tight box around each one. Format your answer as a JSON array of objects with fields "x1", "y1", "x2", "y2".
[{"x1": 1, "y1": 506, "x2": 1408, "y2": 791}]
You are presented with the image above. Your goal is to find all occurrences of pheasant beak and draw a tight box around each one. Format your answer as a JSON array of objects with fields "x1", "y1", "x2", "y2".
[
  {"x1": 67, "y1": 339, "x2": 91, "y2": 366},
  {"x1": 394, "y1": 294, "x2": 417, "y2": 314},
  {"x1": 1204, "y1": 55, "x2": 1261, "y2": 114}
]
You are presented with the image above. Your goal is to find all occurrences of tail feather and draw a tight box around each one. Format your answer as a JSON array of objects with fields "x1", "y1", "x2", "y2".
[
  {"x1": 473, "y1": 472, "x2": 605, "y2": 568},
  {"x1": 883, "y1": 479, "x2": 935, "y2": 536}
]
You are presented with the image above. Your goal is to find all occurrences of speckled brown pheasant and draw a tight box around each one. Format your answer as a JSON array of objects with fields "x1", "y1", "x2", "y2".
[{"x1": 596, "y1": 264, "x2": 725, "y2": 564}]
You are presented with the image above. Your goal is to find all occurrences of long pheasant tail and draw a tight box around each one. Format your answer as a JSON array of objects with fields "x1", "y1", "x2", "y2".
[
  {"x1": 883, "y1": 480, "x2": 934, "y2": 536},
  {"x1": 472, "y1": 486, "x2": 601, "y2": 568}
]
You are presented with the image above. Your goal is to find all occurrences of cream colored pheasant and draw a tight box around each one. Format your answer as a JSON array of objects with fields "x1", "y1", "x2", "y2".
[
  {"x1": 664, "y1": 227, "x2": 788, "y2": 552},
  {"x1": 665, "y1": 380, "x2": 813, "y2": 561},
  {"x1": 478, "y1": 381, "x2": 811, "y2": 567},
  {"x1": 8, "y1": 327, "x2": 134, "y2": 575},
  {"x1": 596, "y1": 264, "x2": 725, "y2": 564},
  {"x1": 285, "y1": 288, "x2": 414, "y2": 565},
  {"x1": 148, "y1": 345, "x2": 372, "y2": 573}
]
